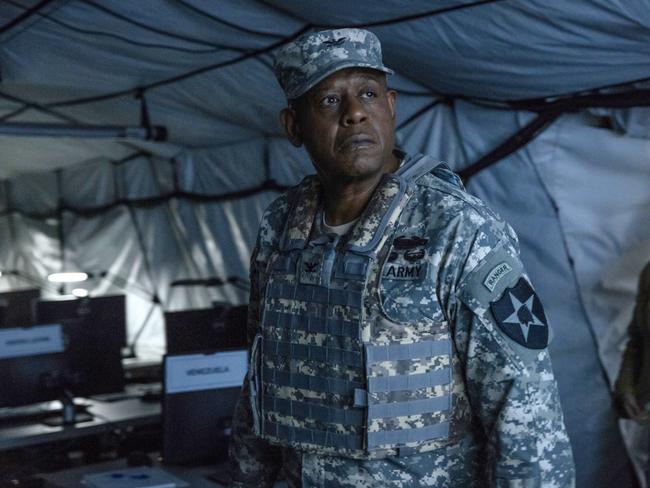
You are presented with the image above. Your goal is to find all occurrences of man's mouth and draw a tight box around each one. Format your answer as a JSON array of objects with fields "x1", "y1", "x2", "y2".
[{"x1": 338, "y1": 134, "x2": 375, "y2": 151}]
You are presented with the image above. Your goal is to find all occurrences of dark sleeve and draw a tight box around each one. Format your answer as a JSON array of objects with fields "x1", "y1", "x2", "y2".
[
  {"x1": 228, "y1": 245, "x2": 283, "y2": 487},
  {"x1": 614, "y1": 264, "x2": 650, "y2": 400},
  {"x1": 614, "y1": 315, "x2": 640, "y2": 399}
]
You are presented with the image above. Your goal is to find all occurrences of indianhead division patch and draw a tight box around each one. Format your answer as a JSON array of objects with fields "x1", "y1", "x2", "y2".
[{"x1": 490, "y1": 277, "x2": 549, "y2": 349}]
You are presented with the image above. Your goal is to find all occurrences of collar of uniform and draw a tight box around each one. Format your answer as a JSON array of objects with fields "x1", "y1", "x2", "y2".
[
  {"x1": 280, "y1": 150, "x2": 431, "y2": 253},
  {"x1": 280, "y1": 175, "x2": 321, "y2": 251}
]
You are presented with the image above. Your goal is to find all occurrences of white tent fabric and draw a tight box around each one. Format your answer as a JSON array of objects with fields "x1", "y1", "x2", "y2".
[{"x1": 1, "y1": 1, "x2": 649, "y2": 486}]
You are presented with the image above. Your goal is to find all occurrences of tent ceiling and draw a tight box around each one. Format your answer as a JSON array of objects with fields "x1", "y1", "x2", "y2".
[{"x1": 1, "y1": 0, "x2": 649, "y2": 177}]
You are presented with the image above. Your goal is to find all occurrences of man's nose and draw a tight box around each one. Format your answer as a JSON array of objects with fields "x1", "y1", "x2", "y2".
[{"x1": 341, "y1": 96, "x2": 367, "y2": 126}]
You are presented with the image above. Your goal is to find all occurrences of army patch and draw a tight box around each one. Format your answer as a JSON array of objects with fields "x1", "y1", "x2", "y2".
[
  {"x1": 382, "y1": 263, "x2": 428, "y2": 280},
  {"x1": 490, "y1": 278, "x2": 549, "y2": 349},
  {"x1": 299, "y1": 253, "x2": 322, "y2": 285},
  {"x1": 392, "y1": 235, "x2": 428, "y2": 250},
  {"x1": 387, "y1": 235, "x2": 428, "y2": 263},
  {"x1": 303, "y1": 260, "x2": 319, "y2": 273},
  {"x1": 483, "y1": 261, "x2": 513, "y2": 292}
]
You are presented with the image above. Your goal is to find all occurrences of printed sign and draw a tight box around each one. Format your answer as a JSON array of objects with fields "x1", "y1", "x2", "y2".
[
  {"x1": 165, "y1": 350, "x2": 248, "y2": 394},
  {"x1": 0, "y1": 324, "x2": 64, "y2": 359}
]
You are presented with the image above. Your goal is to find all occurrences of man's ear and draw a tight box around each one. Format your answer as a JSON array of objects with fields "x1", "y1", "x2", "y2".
[
  {"x1": 386, "y1": 89, "x2": 397, "y2": 122},
  {"x1": 280, "y1": 107, "x2": 302, "y2": 147}
]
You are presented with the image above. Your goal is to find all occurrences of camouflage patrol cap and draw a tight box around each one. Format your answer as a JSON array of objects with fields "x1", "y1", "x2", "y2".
[{"x1": 273, "y1": 28, "x2": 394, "y2": 100}]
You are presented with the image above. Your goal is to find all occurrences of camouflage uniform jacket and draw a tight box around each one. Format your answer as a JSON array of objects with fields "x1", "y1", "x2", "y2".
[{"x1": 229, "y1": 152, "x2": 575, "y2": 487}]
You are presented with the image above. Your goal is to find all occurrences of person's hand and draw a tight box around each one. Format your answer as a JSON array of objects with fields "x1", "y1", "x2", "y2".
[{"x1": 619, "y1": 392, "x2": 650, "y2": 425}]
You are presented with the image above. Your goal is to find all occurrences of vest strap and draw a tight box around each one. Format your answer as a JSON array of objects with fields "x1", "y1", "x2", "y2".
[
  {"x1": 354, "y1": 388, "x2": 368, "y2": 407},
  {"x1": 267, "y1": 282, "x2": 363, "y2": 308},
  {"x1": 367, "y1": 421, "x2": 450, "y2": 448},
  {"x1": 265, "y1": 339, "x2": 363, "y2": 367},
  {"x1": 264, "y1": 395, "x2": 364, "y2": 426},
  {"x1": 365, "y1": 339, "x2": 451, "y2": 363},
  {"x1": 265, "y1": 311, "x2": 360, "y2": 339},
  {"x1": 394, "y1": 153, "x2": 439, "y2": 182},
  {"x1": 367, "y1": 394, "x2": 450, "y2": 419},
  {"x1": 367, "y1": 367, "x2": 452, "y2": 393},
  {"x1": 263, "y1": 366, "x2": 363, "y2": 395},
  {"x1": 265, "y1": 420, "x2": 363, "y2": 450}
]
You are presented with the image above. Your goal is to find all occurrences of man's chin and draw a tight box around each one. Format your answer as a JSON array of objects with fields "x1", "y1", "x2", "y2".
[{"x1": 333, "y1": 160, "x2": 389, "y2": 182}]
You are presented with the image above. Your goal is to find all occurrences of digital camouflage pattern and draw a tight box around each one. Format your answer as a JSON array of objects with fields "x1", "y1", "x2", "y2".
[
  {"x1": 251, "y1": 155, "x2": 455, "y2": 459},
  {"x1": 229, "y1": 152, "x2": 575, "y2": 487},
  {"x1": 273, "y1": 28, "x2": 393, "y2": 100}
]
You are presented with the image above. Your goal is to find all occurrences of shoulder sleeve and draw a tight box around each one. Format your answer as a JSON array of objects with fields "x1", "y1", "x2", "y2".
[
  {"x1": 451, "y1": 217, "x2": 575, "y2": 487},
  {"x1": 228, "y1": 194, "x2": 289, "y2": 487},
  {"x1": 245, "y1": 193, "x2": 290, "y2": 342},
  {"x1": 456, "y1": 237, "x2": 551, "y2": 368},
  {"x1": 431, "y1": 162, "x2": 465, "y2": 190}
]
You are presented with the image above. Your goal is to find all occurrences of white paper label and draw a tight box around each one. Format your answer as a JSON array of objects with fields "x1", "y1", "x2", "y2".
[
  {"x1": 0, "y1": 324, "x2": 64, "y2": 359},
  {"x1": 165, "y1": 350, "x2": 248, "y2": 394}
]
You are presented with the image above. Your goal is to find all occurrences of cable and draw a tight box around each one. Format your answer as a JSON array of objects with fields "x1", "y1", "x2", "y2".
[
  {"x1": 507, "y1": 88, "x2": 650, "y2": 113},
  {"x1": 0, "y1": 0, "x2": 55, "y2": 34},
  {"x1": 0, "y1": 180, "x2": 290, "y2": 220},
  {"x1": 80, "y1": 0, "x2": 244, "y2": 51},
  {"x1": 500, "y1": 76, "x2": 650, "y2": 111},
  {"x1": 110, "y1": 150, "x2": 151, "y2": 167},
  {"x1": 45, "y1": 24, "x2": 311, "y2": 109},
  {"x1": 458, "y1": 110, "x2": 562, "y2": 182},
  {"x1": 5, "y1": 0, "x2": 225, "y2": 55},
  {"x1": 318, "y1": 0, "x2": 508, "y2": 28},
  {"x1": 396, "y1": 99, "x2": 445, "y2": 130},
  {"x1": 5, "y1": 0, "x2": 649, "y2": 115},
  {"x1": 257, "y1": 0, "x2": 507, "y2": 28},
  {"x1": 396, "y1": 88, "x2": 440, "y2": 97},
  {"x1": 1, "y1": 0, "x2": 72, "y2": 46},
  {"x1": 175, "y1": 0, "x2": 284, "y2": 39},
  {"x1": 0, "y1": 89, "x2": 81, "y2": 123},
  {"x1": 0, "y1": 106, "x2": 28, "y2": 122},
  {"x1": 126, "y1": 300, "x2": 158, "y2": 359}
]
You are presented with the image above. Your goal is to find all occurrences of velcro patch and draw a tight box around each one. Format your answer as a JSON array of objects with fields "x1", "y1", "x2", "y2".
[
  {"x1": 382, "y1": 263, "x2": 428, "y2": 280},
  {"x1": 490, "y1": 278, "x2": 549, "y2": 349},
  {"x1": 483, "y1": 262, "x2": 513, "y2": 292}
]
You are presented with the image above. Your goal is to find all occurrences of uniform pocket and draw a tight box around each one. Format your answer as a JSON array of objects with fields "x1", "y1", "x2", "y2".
[{"x1": 378, "y1": 270, "x2": 446, "y2": 336}]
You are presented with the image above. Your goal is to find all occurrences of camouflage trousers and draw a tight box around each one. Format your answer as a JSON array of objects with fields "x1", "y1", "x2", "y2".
[{"x1": 279, "y1": 445, "x2": 484, "y2": 488}]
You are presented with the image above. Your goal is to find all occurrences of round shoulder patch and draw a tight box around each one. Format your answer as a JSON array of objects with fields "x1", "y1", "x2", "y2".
[{"x1": 489, "y1": 277, "x2": 549, "y2": 349}]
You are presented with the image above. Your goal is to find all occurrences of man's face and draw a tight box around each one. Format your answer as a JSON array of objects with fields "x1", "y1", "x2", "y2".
[{"x1": 281, "y1": 68, "x2": 397, "y2": 184}]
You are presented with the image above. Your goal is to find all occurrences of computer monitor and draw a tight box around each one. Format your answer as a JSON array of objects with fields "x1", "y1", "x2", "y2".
[
  {"x1": 162, "y1": 349, "x2": 247, "y2": 465},
  {"x1": 0, "y1": 288, "x2": 40, "y2": 328},
  {"x1": 0, "y1": 323, "x2": 94, "y2": 425},
  {"x1": 164, "y1": 304, "x2": 247, "y2": 355},
  {"x1": 34, "y1": 296, "x2": 125, "y2": 397},
  {"x1": 35, "y1": 294, "x2": 127, "y2": 348},
  {"x1": 0, "y1": 324, "x2": 71, "y2": 408}
]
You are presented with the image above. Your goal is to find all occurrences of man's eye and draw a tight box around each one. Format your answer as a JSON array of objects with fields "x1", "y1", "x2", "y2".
[
  {"x1": 361, "y1": 90, "x2": 377, "y2": 98},
  {"x1": 320, "y1": 95, "x2": 339, "y2": 106}
]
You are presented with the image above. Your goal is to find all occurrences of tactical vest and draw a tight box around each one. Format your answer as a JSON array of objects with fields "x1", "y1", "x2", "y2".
[{"x1": 250, "y1": 155, "x2": 455, "y2": 459}]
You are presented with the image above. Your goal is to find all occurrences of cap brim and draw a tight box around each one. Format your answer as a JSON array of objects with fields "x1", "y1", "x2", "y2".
[{"x1": 288, "y1": 61, "x2": 394, "y2": 100}]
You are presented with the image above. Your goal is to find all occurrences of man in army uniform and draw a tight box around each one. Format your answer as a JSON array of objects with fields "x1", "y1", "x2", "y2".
[{"x1": 229, "y1": 28, "x2": 575, "y2": 487}]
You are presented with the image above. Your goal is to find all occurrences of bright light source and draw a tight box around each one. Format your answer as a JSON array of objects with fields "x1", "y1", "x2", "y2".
[
  {"x1": 47, "y1": 272, "x2": 88, "y2": 283},
  {"x1": 0, "y1": 271, "x2": 3, "y2": 277},
  {"x1": 0, "y1": 122, "x2": 167, "y2": 141},
  {"x1": 71, "y1": 288, "x2": 89, "y2": 298}
]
